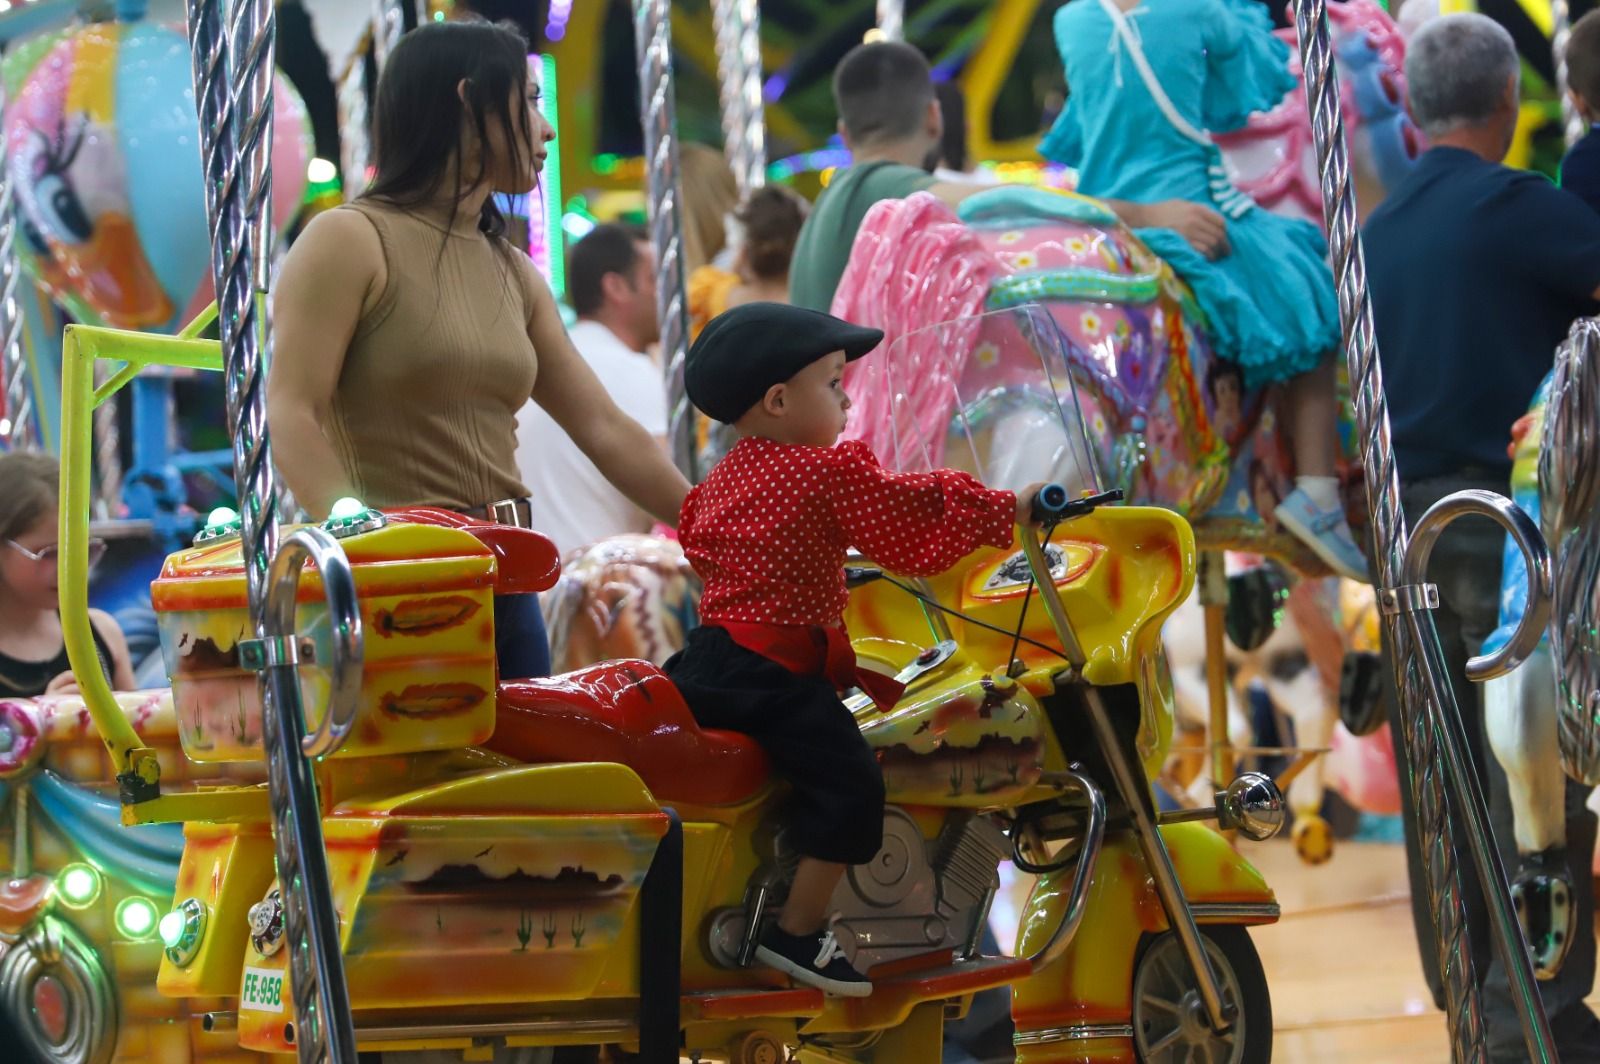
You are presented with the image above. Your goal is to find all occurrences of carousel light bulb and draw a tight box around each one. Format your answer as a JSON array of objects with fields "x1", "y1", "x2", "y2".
[
  {"x1": 158, "y1": 910, "x2": 187, "y2": 949},
  {"x1": 206, "y1": 506, "x2": 240, "y2": 529},
  {"x1": 328, "y1": 497, "x2": 366, "y2": 521},
  {"x1": 306, "y1": 157, "x2": 337, "y2": 184},
  {"x1": 58, "y1": 864, "x2": 100, "y2": 906},
  {"x1": 116, "y1": 897, "x2": 158, "y2": 938}
]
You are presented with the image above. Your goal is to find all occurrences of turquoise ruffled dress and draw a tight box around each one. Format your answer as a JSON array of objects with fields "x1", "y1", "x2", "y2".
[{"x1": 1040, "y1": 0, "x2": 1341, "y2": 389}]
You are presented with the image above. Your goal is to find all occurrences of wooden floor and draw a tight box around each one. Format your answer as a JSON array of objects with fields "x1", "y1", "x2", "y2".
[{"x1": 1234, "y1": 838, "x2": 1596, "y2": 1063}]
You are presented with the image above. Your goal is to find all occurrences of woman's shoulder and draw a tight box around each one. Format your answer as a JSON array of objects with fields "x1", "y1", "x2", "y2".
[{"x1": 281, "y1": 207, "x2": 386, "y2": 289}]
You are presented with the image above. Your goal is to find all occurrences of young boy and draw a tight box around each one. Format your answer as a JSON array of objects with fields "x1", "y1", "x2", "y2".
[
  {"x1": 1562, "y1": 11, "x2": 1600, "y2": 215},
  {"x1": 665, "y1": 302, "x2": 1031, "y2": 997}
]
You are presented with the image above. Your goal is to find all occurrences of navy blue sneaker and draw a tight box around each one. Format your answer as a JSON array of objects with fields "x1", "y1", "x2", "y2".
[{"x1": 755, "y1": 926, "x2": 872, "y2": 998}]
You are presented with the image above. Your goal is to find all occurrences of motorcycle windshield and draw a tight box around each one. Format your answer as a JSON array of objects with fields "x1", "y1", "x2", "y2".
[{"x1": 859, "y1": 304, "x2": 1102, "y2": 496}]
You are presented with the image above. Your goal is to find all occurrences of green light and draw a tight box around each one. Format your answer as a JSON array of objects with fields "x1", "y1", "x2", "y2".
[
  {"x1": 328, "y1": 497, "x2": 366, "y2": 521},
  {"x1": 433, "y1": 9, "x2": 444, "y2": 19},
  {"x1": 57, "y1": 864, "x2": 100, "y2": 907},
  {"x1": 206, "y1": 506, "x2": 240, "y2": 529},
  {"x1": 116, "y1": 897, "x2": 158, "y2": 938},
  {"x1": 159, "y1": 910, "x2": 186, "y2": 949}
]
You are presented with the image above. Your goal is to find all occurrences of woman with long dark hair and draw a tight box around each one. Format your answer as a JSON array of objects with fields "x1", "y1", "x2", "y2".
[{"x1": 267, "y1": 20, "x2": 689, "y2": 678}]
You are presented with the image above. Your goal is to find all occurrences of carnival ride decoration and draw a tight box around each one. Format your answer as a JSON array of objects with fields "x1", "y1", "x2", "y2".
[
  {"x1": 540, "y1": 533, "x2": 699, "y2": 674},
  {"x1": 1481, "y1": 316, "x2": 1600, "y2": 983},
  {"x1": 2, "y1": 20, "x2": 309, "y2": 333},
  {"x1": 836, "y1": 185, "x2": 1344, "y2": 569},
  {"x1": 1214, "y1": 0, "x2": 1420, "y2": 226},
  {"x1": 0, "y1": 301, "x2": 1291, "y2": 1064}
]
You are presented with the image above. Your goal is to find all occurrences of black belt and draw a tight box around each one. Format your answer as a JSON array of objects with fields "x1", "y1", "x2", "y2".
[{"x1": 453, "y1": 497, "x2": 533, "y2": 528}]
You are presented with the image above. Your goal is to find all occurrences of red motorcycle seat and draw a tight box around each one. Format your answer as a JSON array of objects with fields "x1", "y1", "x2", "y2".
[{"x1": 488, "y1": 662, "x2": 770, "y2": 806}]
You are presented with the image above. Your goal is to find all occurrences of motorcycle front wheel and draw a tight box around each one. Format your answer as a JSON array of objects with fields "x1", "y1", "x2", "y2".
[{"x1": 1131, "y1": 924, "x2": 1271, "y2": 1064}]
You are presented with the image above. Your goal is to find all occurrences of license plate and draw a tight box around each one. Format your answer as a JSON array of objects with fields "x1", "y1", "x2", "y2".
[{"x1": 240, "y1": 966, "x2": 284, "y2": 1013}]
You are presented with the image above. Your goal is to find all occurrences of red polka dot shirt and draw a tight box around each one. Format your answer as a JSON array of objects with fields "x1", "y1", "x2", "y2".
[{"x1": 681, "y1": 437, "x2": 1017, "y2": 628}]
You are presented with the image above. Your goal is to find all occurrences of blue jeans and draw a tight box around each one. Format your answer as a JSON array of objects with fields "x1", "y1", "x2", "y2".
[{"x1": 493, "y1": 593, "x2": 551, "y2": 680}]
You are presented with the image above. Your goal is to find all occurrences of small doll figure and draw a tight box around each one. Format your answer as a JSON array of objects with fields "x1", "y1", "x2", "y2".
[{"x1": 666, "y1": 302, "x2": 1035, "y2": 996}]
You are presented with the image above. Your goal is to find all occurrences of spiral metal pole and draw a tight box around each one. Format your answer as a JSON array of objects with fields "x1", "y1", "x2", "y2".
[
  {"x1": 1540, "y1": 320, "x2": 1600, "y2": 784},
  {"x1": 1291, "y1": 1, "x2": 1488, "y2": 1058},
  {"x1": 876, "y1": 0, "x2": 905, "y2": 41},
  {"x1": 371, "y1": 0, "x2": 405, "y2": 71},
  {"x1": 0, "y1": 65, "x2": 31, "y2": 450},
  {"x1": 712, "y1": 0, "x2": 767, "y2": 195},
  {"x1": 185, "y1": 1, "x2": 356, "y2": 1060},
  {"x1": 1554, "y1": 0, "x2": 1586, "y2": 150},
  {"x1": 635, "y1": 0, "x2": 697, "y2": 481}
]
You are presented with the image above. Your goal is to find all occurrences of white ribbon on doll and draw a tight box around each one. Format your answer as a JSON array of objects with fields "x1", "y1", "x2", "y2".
[{"x1": 1096, "y1": 0, "x2": 1255, "y2": 220}]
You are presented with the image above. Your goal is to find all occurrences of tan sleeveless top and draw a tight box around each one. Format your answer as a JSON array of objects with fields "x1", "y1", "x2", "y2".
[{"x1": 326, "y1": 200, "x2": 537, "y2": 510}]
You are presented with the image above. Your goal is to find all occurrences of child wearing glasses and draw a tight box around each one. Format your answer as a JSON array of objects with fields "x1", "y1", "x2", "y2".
[{"x1": 0, "y1": 452, "x2": 134, "y2": 697}]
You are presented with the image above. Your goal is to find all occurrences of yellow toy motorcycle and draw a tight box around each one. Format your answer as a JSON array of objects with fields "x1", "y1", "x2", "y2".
[{"x1": 21, "y1": 307, "x2": 1283, "y2": 1063}]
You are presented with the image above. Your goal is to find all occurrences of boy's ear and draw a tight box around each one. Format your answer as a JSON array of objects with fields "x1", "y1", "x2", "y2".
[{"x1": 761, "y1": 382, "x2": 786, "y2": 416}]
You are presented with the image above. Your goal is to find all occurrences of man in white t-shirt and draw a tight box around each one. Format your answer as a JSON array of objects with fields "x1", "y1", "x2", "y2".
[{"x1": 517, "y1": 224, "x2": 668, "y2": 555}]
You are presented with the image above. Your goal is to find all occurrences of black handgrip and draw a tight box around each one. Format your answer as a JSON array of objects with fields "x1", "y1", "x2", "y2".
[
  {"x1": 844, "y1": 564, "x2": 885, "y2": 588},
  {"x1": 1031, "y1": 486, "x2": 1124, "y2": 524}
]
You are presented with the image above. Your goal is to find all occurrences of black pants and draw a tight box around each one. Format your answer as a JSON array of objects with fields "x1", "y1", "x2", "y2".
[
  {"x1": 1378, "y1": 472, "x2": 1599, "y2": 1062},
  {"x1": 665, "y1": 626, "x2": 886, "y2": 865}
]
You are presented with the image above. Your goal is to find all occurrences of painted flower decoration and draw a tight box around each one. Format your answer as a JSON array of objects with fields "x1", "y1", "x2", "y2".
[
  {"x1": 1091, "y1": 411, "x2": 1109, "y2": 437},
  {"x1": 1065, "y1": 237, "x2": 1089, "y2": 256},
  {"x1": 1013, "y1": 251, "x2": 1038, "y2": 270},
  {"x1": 1080, "y1": 311, "x2": 1103, "y2": 337},
  {"x1": 998, "y1": 230, "x2": 1025, "y2": 245},
  {"x1": 1236, "y1": 489, "x2": 1252, "y2": 513},
  {"x1": 974, "y1": 341, "x2": 1001, "y2": 368}
]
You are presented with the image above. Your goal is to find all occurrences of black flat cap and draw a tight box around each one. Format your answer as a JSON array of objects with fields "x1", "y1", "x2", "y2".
[{"x1": 686, "y1": 302, "x2": 884, "y2": 423}]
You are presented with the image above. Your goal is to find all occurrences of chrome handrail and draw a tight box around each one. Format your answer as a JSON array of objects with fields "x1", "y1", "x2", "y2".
[
  {"x1": 263, "y1": 527, "x2": 365, "y2": 760},
  {"x1": 1405, "y1": 490, "x2": 1551, "y2": 683},
  {"x1": 1023, "y1": 771, "x2": 1106, "y2": 970}
]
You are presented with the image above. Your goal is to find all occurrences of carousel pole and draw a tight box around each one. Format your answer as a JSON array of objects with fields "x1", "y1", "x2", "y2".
[
  {"x1": 712, "y1": 0, "x2": 766, "y2": 195},
  {"x1": 1554, "y1": 0, "x2": 1585, "y2": 149},
  {"x1": 337, "y1": 55, "x2": 370, "y2": 198},
  {"x1": 0, "y1": 61, "x2": 30, "y2": 450},
  {"x1": 635, "y1": 0, "x2": 697, "y2": 481},
  {"x1": 876, "y1": 0, "x2": 904, "y2": 41},
  {"x1": 371, "y1": 0, "x2": 406, "y2": 70},
  {"x1": 1292, "y1": 0, "x2": 1554, "y2": 1060},
  {"x1": 185, "y1": 1, "x2": 357, "y2": 1060}
]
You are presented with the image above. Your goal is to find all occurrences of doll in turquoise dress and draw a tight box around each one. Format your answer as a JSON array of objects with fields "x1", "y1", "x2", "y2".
[{"x1": 1041, "y1": 0, "x2": 1367, "y2": 579}]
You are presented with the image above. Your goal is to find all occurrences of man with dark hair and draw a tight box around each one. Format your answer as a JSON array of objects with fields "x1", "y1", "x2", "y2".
[
  {"x1": 790, "y1": 41, "x2": 1231, "y2": 314},
  {"x1": 1560, "y1": 11, "x2": 1600, "y2": 214},
  {"x1": 789, "y1": 42, "x2": 949, "y2": 313},
  {"x1": 516, "y1": 223, "x2": 667, "y2": 552}
]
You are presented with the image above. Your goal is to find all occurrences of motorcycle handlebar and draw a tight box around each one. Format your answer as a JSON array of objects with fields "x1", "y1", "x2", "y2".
[{"x1": 1030, "y1": 486, "x2": 1124, "y2": 524}]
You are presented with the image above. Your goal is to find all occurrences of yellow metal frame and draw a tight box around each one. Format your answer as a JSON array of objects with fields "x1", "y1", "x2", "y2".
[
  {"x1": 962, "y1": 0, "x2": 1050, "y2": 165},
  {"x1": 58, "y1": 305, "x2": 236, "y2": 825}
]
